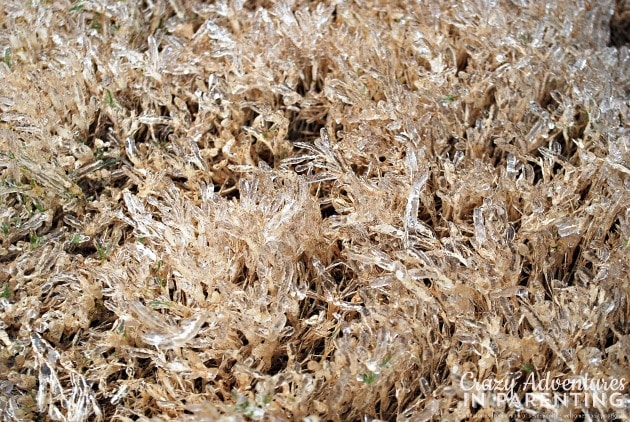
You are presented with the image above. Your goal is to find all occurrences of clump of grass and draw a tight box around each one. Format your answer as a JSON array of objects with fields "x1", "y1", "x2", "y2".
[{"x1": 0, "y1": 1, "x2": 628, "y2": 421}]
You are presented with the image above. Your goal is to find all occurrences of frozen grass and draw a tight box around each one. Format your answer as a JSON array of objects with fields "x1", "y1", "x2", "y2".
[{"x1": 0, "y1": 0, "x2": 629, "y2": 421}]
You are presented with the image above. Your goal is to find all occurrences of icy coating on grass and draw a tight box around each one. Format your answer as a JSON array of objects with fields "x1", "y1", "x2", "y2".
[{"x1": 0, "y1": 0, "x2": 629, "y2": 420}]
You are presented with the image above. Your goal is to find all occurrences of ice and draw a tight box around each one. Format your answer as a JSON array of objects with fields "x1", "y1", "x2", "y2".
[
  {"x1": 1, "y1": 0, "x2": 627, "y2": 419},
  {"x1": 506, "y1": 153, "x2": 517, "y2": 177},
  {"x1": 556, "y1": 218, "x2": 581, "y2": 237},
  {"x1": 404, "y1": 170, "x2": 429, "y2": 245},
  {"x1": 473, "y1": 207, "x2": 487, "y2": 246}
]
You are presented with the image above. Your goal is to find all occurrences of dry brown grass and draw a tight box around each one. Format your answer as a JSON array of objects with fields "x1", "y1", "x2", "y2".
[{"x1": 0, "y1": 1, "x2": 629, "y2": 421}]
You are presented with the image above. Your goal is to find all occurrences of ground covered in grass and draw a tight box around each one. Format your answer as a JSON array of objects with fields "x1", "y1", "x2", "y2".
[{"x1": 0, "y1": 1, "x2": 629, "y2": 420}]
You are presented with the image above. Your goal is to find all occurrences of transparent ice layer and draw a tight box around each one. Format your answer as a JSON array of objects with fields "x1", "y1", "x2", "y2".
[{"x1": 0, "y1": 0, "x2": 628, "y2": 420}]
